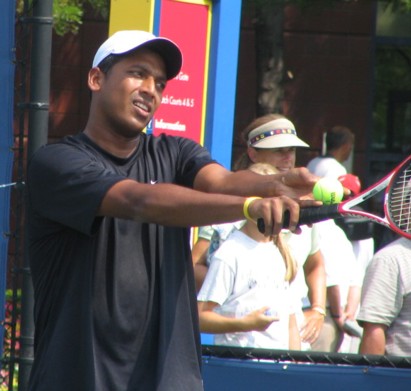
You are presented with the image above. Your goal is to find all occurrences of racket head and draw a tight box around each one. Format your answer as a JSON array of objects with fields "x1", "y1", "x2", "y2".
[{"x1": 385, "y1": 156, "x2": 411, "y2": 239}]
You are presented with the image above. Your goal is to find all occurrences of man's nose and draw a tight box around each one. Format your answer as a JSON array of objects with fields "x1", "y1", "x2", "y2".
[{"x1": 140, "y1": 76, "x2": 156, "y2": 94}]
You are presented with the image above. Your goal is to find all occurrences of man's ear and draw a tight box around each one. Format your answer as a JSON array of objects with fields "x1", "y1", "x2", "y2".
[
  {"x1": 88, "y1": 67, "x2": 104, "y2": 92},
  {"x1": 341, "y1": 142, "x2": 353, "y2": 160},
  {"x1": 247, "y1": 147, "x2": 258, "y2": 163}
]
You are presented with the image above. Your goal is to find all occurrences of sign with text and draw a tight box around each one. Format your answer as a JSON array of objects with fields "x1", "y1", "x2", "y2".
[{"x1": 147, "y1": 0, "x2": 211, "y2": 145}]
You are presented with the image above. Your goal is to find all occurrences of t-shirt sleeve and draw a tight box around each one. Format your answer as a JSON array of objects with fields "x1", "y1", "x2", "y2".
[
  {"x1": 27, "y1": 143, "x2": 124, "y2": 235},
  {"x1": 197, "y1": 253, "x2": 235, "y2": 305},
  {"x1": 174, "y1": 137, "x2": 216, "y2": 188},
  {"x1": 197, "y1": 226, "x2": 214, "y2": 241},
  {"x1": 357, "y1": 255, "x2": 402, "y2": 326}
]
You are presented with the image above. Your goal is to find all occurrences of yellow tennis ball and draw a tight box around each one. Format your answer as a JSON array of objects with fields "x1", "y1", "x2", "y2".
[{"x1": 312, "y1": 177, "x2": 344, "y2": 205}]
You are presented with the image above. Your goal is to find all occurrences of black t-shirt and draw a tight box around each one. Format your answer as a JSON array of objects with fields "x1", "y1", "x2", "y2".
[{"x1": 27, "y1": 132, "x2": 214, "y2": 391}]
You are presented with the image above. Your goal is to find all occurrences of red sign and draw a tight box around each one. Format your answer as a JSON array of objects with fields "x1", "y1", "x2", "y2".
[{"x1": 148, "y1": 0, "x2": 211, "y2": 144}]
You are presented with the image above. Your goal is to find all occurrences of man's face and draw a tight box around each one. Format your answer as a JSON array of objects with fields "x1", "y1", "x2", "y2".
[
  {"x1": 251, "y1": 147, "x2": 297, "y2": 172},
  {"x1": 95, "y1": 48, "x2": 167, "y2": 138}
]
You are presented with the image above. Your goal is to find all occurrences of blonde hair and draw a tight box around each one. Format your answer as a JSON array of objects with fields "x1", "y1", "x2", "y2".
[{"x1": 248, "y1": 162, "x2": 298, "y2": 282}]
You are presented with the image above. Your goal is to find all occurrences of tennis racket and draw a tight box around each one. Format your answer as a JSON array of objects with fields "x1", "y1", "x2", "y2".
[{"x1": 257, "y1": 155, "x2": 411, "y2": 239}]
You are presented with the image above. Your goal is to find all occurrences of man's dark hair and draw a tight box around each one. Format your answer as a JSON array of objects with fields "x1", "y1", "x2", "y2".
[
  {"x1": 325, "y1": 125, "x2": 354, "y2": 152},
  {"x1": 96, "y1": 54, "x2": 124, "y2": 74}
]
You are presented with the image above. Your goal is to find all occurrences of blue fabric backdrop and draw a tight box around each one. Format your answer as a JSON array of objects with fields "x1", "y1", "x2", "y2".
[{"x1": 0, "y1": 0, "x2": 16, "y2": 354}]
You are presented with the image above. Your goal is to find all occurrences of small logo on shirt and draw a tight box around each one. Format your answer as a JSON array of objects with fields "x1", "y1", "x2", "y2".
[{"x1": 150, "y1": 180, "x2": 158, "y2": 185}]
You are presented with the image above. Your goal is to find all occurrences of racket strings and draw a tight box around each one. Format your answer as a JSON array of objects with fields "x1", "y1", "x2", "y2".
[{"x1": 388, "y1": 165, "x2": 411, "y2": 234}]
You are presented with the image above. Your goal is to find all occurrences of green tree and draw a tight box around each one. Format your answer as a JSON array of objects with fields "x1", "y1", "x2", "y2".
[
  {"x1": 17, "y1": 0, "x2": 109, "y2": 36},
  {"x1": 389, "y1": 0, "x2": 411, "y2": 12}
]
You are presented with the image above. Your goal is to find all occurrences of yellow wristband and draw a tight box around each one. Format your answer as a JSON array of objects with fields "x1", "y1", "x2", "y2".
[
  {"x1": 243, "y1": 197, "x2": 262, "y2": 221},
  {"x1": 312, "y1": 306, "x2": 326, "y2": 317}
]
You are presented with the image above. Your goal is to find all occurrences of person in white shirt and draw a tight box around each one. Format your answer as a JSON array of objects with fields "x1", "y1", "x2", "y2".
[
  {"x1": 197, "y1": 163, "x2": 301, "y2": 350},
  {"x1": 358, "y1": 237, "x2": 411, "y2": 356},
  {"x1": 193, "y1": 114, "x2": 327, "y2": 349},
  {"x1": 307, "y1": 125, "x2": 365, "y2": 352},
  {"x1": 307, "y1": 125, "x2": 354, "y2": 178}
]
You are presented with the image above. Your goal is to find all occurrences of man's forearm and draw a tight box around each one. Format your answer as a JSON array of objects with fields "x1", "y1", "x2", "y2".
[
  {"x1": 194, "y1": 163, "x2": 317, "y2": 200},
  {"x1": 100, "y1": 179, "x2": 247, "y2": 226},
  {"x1": 101, "y1": 178, "x2": 307, "y2": 238}
]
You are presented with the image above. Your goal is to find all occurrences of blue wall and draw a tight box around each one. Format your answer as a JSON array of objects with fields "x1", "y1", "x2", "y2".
[
  {"x1": 204, "y1": 0, "x2": 242, "y2": 169},
  {"x1": 202, "y1": 357, "x2": 411, "y2": 391}
]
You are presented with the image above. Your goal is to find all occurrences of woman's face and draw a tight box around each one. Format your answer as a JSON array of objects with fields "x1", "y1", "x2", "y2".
[{"x1": 249, "y1": 147, "x2": 297, "y2": 172}]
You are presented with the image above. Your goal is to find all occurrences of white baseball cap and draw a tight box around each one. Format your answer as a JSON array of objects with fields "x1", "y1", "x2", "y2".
[
  {"x1": 92, "y1": 30, "x2": 183, "y2": 80},
  {"x1": 247, "y1": 118, "x2": 309, "y2": 149}
]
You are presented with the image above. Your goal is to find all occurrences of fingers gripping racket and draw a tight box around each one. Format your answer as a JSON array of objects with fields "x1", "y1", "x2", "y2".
[{"x1": 258, "y1": 155, "x2": 411, "y2": 239}]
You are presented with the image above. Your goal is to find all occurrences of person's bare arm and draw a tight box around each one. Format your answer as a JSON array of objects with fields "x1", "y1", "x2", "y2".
[
  {"x1": 198, "y1": 301, "x2": 278, "y2": 334},
  {"x1": 327, "y1": 285, "x2": 345, "y2": 330},
  {"x1": 344, "y1": 285, "x2": 361, "y2": 321},
  {"x1": 192, "y1": 238, "x2": 209, "y2": 266},
  {"x1": 300, "y1": 251, "x2": 326, "y2": 343},
  {"x1": 359, "y1": 322, "x2": 387, "y2": 354},
  {"x1": 304, "y1": 251, "x2": 327, "y2": 309},
  {"x1": 98, "y1": 178, "x2": 306, "y2": 236},
  {"x1": 191, "y1": 238, "x2": 210, "y2": 293},
  {"x1": 99, "y1": 179, "x2": 240, "y2": 224},
  {"x1": 194, "y1": 163, "x2": 318, "y2": 200}
]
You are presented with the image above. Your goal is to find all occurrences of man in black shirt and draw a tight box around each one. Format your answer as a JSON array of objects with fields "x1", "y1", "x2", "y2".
[{"x1": 27, "y1": 30, "x2": 318, "y2": 391}]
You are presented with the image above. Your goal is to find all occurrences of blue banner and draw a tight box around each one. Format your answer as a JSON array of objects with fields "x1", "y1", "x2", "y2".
[{"x1": 0, "y1": 0, "x2": 16, "y2": 354}]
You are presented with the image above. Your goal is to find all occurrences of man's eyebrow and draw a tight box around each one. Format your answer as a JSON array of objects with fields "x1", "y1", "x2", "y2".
[{"x1": 128, "y1": 64, "x2": 167, "y2": 82}]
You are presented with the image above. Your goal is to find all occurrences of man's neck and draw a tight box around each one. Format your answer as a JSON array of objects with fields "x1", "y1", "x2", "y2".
[
  {"x1": 83, "y1": 126, "x2": 141, "y2": 159},
  {"x1": 329, "y1": 150, "x2": 345, "y2": 164}
]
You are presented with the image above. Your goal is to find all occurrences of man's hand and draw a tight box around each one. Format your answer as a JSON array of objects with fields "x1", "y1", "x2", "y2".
[
  {"x1": 247, "y1": 195, "x2": 320, "y2": 236},
  {"x1": 276, "y1": 167, "x2": 351, "y2": 201},
  {"x1": 194, "y1": 164, "x2": 323, "y2": 202},
  {"x1": 275, "y1": 167, "x2": 319, "y2": 200}
]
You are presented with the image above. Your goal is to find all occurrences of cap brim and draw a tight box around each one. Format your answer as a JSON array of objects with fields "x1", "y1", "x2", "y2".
[
  {"x1": 93, "y1": 31, "x2": 183, "y2": 80},
  {"x1": 253, "y1": 134, "x2": 310, "y2": 149},
  {"x1": 138, "y1": 39, "x2": 182, "y2": 80}
]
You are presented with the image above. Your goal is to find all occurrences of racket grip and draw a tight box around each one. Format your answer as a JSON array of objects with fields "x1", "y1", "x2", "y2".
[{"x1": 257, "y1": 205, "x2": 340, "y2": 233}]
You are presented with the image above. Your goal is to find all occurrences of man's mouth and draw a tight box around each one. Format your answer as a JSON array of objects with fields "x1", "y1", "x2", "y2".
[{"x1": 133, "y1": 100, "x2": 151, "y2": 114}]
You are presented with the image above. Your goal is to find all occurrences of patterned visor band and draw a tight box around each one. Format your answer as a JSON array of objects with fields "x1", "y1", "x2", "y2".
[{"x1": 248, "y1": 128, "x2": 297, "y2": 146}]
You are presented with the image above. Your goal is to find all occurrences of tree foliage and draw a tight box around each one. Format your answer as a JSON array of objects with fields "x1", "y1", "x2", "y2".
[
  {"x1": 16, "y1": 0, "x2": 411, "y2": 37},
  {"x1": 17, "y1": 0, "x2": 110, "y2": 36},
  {"x1": 389, "y1": 0, "x2": 411, "y2": 12}
]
